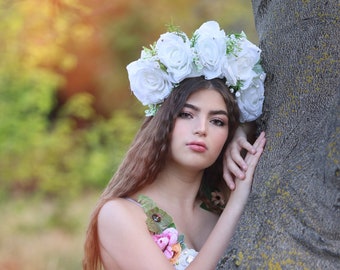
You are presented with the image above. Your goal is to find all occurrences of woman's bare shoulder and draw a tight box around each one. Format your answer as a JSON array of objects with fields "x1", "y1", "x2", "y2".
[
  {"x1": 98, "y1": 198, "x2": 145, "y2": 229},
  {"x1": 97, "y1": 198, "x2": 147, "y2": 269},
  {"x1": 97, "y1": 198, "x2": 175, "y2": 270}
]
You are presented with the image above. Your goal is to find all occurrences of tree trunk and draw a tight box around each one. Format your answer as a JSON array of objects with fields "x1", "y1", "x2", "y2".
[{"x1": 218, "y1": 0, "x2": 340, "y2": 269}]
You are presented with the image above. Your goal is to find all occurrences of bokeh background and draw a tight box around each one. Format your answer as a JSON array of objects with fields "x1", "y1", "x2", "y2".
[{"x1": 0, "y1": 0, "x2": 258, "y2": 269}]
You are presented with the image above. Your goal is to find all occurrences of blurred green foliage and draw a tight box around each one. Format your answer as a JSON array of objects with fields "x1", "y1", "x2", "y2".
[
  {"x1": 0, "y1": 0, "x2": 140, "y2": 198},
  {"x1": 0, "y1": 72, "x2": 140, "y2": 197},
  {"x1": 0, "y1": 63, "x2": 139, "y2": 197}
]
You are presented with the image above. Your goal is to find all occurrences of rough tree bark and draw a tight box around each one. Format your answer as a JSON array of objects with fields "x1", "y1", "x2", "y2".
[{"x1": 218, "y1": 1, "x2": 339, "y2": 269}]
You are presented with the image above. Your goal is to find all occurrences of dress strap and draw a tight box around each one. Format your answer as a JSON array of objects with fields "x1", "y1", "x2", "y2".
[{"x1": 125, "y1": 197, "x2": 142, "y2": 207}]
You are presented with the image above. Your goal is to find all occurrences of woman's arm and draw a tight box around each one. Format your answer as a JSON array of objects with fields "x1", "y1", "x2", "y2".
[{"x1": 187, "y1": 132, "x2": 266, "y2": 270}]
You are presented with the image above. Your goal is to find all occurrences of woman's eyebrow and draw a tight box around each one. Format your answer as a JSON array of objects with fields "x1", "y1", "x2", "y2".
[
  {"x1": 210, "y1": 110, "x2": 228, "y2": 117},
  {"x1": 183, "y1": 103, "x2": 199, "y2": 111},
  {"x1": 183, "y1": 103, "x2": 228, "y2": 117}
]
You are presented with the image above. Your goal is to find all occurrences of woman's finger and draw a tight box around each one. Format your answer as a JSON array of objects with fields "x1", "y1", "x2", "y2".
[
  {"x1": 230, "y1": 147, "x2": 248, "y2": 171},
  {"x1": 244, "y1": 132, "x2": 266, "y2": 167},
  {"x1": 223, "y1": 170, "x2": 236, "y2": 190},
  {"x1": 237, "y1": 137, "x2": 256, "y2": 155}
]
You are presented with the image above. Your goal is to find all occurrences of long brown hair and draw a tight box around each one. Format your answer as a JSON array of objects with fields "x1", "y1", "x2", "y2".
[{"x1": 83, "y1": 77, "x2": 240, "y2": 269}]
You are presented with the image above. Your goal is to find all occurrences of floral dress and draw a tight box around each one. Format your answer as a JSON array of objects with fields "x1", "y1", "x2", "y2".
[{"x1": 129, "y1": 195, "x2": 198, "y2": 269}]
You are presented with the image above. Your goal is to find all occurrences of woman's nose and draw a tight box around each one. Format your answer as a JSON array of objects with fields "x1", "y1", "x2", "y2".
[{"x1": 193, "y1": 118, "x2": 207, "y2": 136}]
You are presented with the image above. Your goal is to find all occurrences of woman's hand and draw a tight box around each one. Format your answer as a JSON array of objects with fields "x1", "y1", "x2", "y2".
[
  {"x1": 223, "y1": 131, "x2": 266, "y2": 214},
  {"x1": 223, "y1": 126, "x2": 257, "y2": 190},
  {"x1": 231, "y1": 131, "x2": 266, "y2": 195}
]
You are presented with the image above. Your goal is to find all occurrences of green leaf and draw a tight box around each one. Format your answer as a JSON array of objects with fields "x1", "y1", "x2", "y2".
[
  {"x1": 253, "y1": 62, "x2": 264, "y2": 74},
  {"x1": 138, "y1": 195, "x2": 175, "y2": 234},
  {"x1": 178, "y1": 234, "x2": 186, "y2": 250},
  {"x1": 138, "y1": 194, "x2": 157, "y2": 211},
  {"x1": 165, "y1": 21, "x2": 181, "y2": 33}
]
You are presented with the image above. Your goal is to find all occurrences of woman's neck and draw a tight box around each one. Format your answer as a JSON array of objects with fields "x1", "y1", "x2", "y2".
[{"x1": 138, "y1": 164, "x2": 203, "y2": 210}]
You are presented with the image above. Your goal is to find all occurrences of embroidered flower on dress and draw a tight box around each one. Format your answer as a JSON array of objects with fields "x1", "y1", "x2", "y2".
[
  {"x1": 138, "y1": 195, "x2": 185, "y2": 265},
  {"x1": 177, "y1": 248, "x2": 198, "y2": 268},
  {"x1": 169, "y1": 243, "x2": 182, "y2": 264},
  {"x1": 152, "y1": 228, "x2": 182, "y2": 263}
]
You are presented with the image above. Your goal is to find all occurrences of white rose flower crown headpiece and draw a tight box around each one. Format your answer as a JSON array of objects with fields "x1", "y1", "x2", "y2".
[{"x1": 126, "y1": 21, "x2": 266, "y2": 122}]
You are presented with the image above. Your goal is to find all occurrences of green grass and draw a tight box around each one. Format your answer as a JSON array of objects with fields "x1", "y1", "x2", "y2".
[{"x1": 0, "y1": 192, "x2": 99, "y2": 270}]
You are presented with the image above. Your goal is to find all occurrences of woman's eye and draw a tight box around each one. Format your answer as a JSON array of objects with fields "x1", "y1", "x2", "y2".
[
  {"x1": 178, "y1": 112, "x2": 193, "y2": 119},
  {"x1": 211, "y1": 119, "x2": 225, "y2": 127}
]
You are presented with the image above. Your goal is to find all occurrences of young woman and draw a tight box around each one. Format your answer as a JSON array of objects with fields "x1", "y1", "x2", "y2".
[{"x1": 83, "y1": 21, "x2": 266, "y2": 270}]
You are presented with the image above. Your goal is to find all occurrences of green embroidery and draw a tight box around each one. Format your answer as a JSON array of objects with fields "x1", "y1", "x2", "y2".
[
  {"x1": 137, "y1": 195, "x2": 185, "y2": 250},
  {"x1": 138, "y1": 195, "x2": 176, "y2": 234}
]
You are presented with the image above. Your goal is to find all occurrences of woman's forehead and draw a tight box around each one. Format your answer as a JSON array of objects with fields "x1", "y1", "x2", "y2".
[{"x1": 186, "y1": 88, "x2": 227, "y2": 111}]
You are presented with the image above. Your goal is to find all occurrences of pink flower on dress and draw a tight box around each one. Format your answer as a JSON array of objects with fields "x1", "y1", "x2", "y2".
[{"x1": 152, "y1": 227, "x2": 181, "y2": 261}]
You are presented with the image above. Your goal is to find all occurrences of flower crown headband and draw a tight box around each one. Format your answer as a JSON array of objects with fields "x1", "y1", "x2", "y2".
[{"x1": 127, "y1": 21, "x2": 266, "y2": 122}]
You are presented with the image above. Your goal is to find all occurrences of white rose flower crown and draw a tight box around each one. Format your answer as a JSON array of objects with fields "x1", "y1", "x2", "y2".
[{"x1": 126, "y1": 21, "x2": 266, "y2": 122}]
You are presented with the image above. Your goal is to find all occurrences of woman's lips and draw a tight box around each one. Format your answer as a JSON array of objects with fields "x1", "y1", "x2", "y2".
[{"x1": 187, "y1": 142, "x2": 207, "y2": 153}]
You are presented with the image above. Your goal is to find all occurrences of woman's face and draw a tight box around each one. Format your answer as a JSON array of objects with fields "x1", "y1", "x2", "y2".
[{"x1": 169, "y1": 88, "x2": 229, "y2": 171}]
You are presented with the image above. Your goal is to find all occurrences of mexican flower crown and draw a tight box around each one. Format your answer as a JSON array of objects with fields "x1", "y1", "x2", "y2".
[{"x1": 126, "y1": 21, "x2": 266, "y2": 122}]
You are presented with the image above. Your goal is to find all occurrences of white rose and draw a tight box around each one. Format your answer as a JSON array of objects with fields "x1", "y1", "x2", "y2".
[
  {"x1": 236, "y1": 76, "x2": 265, "y2": 122},
  {"x1": 223, "y1": 34, "x2": 261, "y2": 89},
  {"x1": 221, "y1": 56, "x2": 237, "y2": 86},
  {"x1": 155, "y1": 32, "x2": 193, "y2": 83},
  {"x1": 195, "y1": 21, "x2": 225, "y2": 39},
  {"x1": 193, "y1": 21, "x2": 226, "y2": 79},
  {"x1": 126, "y1": 59, "x2": 173, "y2": 106}
]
